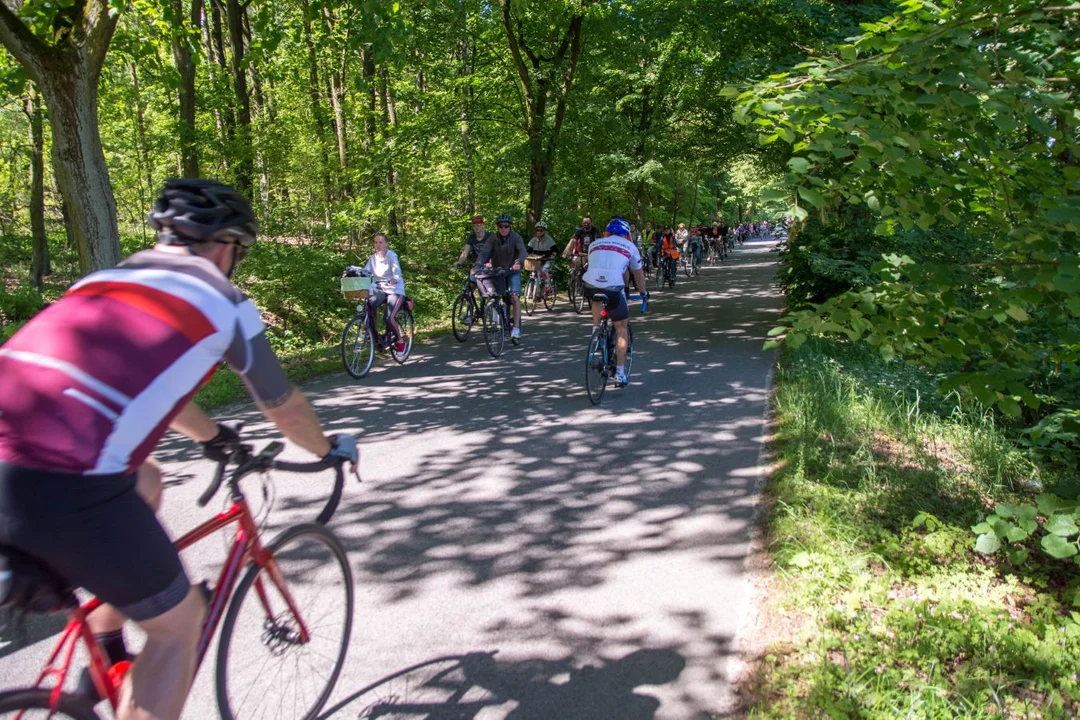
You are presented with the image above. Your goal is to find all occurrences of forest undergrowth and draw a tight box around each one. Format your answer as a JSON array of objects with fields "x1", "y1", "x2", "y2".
[{"x1": 745, "y1": 339, "x2": 1080, "y2": 719}]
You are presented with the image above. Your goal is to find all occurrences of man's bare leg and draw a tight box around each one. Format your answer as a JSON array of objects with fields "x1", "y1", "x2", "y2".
[{"x1": 118, "y1": 587, "x2": 205, "y2": 720}]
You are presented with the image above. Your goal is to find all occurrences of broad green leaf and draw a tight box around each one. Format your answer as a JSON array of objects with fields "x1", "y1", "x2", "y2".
[
  {"x1": 1005, "y1": 306, "x2": 1029, "y2": 322},
  {"x1": 975, "y1": 533, "x2": 1001, "y2": 554},
  {"x1": 1045, "y1": 514, "x2": 1079, "y2": 537},
  {"x1": 788, "y1": 157, "x2": 811, "y2": 174},
  {"x1": 798, "y1": 187, "x2": 825, "y2": 209},
  {"x1": 1042, "y1": 534, "x2": 1078, "y2": 559}
]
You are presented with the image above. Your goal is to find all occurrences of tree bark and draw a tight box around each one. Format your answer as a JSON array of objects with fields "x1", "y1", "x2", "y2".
[
  {"x1": 171, "y1": 0, "x2": 200, "y2": 177},
  {"x1": 209, "y1": 0, "x2": 236, "y2": 151},
  {"x1": 130, "y1": 61, "x2": 152, "y2": 227},
  {"x1": 24, "y1": 89, "x2": 49, "y2": 285},
  {"x1": 224, "y1": 0, "x2": 252, "y2": 196},
  {"x1": 459, "y1": 35, "x2": 476, "y2": 215},
  {"x1": 0, "y1": 0, "x2": 122, "y2": 273}
]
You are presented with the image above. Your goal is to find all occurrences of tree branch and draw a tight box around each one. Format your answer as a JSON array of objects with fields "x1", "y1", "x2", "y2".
[
  {"x1": 515, "y1": 15, "x2": 538, "y2": 68},
  {"x1": 545, "y1": 12, "x2": 583, "y2": 164},
  {"x1": 0, "y1": 1, "x2": 50, "y2": 83},
  {"x1": 84, "y1": 0, "x2": 121, "y2": 74},
  {"x1": 499, "y1": 0, "x2": 533, "y2": 115}
]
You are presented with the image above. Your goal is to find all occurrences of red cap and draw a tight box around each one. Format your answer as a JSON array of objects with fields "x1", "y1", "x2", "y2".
[{"x1": 471, "y1": 215, "x2": 485, "y2": 224}]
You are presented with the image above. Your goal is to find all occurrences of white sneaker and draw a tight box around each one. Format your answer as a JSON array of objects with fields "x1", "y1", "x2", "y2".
[{"x1": 511, "y1": 327, "x2": 521, "y2": 340}]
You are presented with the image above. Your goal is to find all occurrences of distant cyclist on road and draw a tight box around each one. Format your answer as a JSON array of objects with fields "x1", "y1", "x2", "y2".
[
  {"x1": 454, "y1": 215, "x2": 493, "y2": 268},
  {"x1": 582, "y1": 217, "x2": 649, "y2": 387},
  {"x1": 359, "y1": 232, "x2": 407, "y2": 353},
  {"x1": 474, "y1": 213, "x2": 528, "y2": 342},
  {"x1": 0, "y1": 179, "x2": 358, "y2": 720},
  {"x1": 526, "y1": 220, "x2": 558, "y2": 292}
]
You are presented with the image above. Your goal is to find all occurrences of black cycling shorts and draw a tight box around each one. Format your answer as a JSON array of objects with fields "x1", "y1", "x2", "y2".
[
  {"x1": 583, "y1": 284, "x2": 630, "y2": 322},
  {"x1": 0, "y1": 461, "x2": 190, "y2": 622}
]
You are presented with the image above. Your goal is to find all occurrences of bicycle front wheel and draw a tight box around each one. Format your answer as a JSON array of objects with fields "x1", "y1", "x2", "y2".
[
  {"x1": 0, "y1": 689, "x2": 100, "y2": 719},
  {"x1": 543, "y1": 277, "x2": 556, "y2": 311},
  {"x1": 523, "y1": 276, "x2": 536, "y2": 316},
  {"x1": 625, "y1": 323, "x2": 634, "y2": 379},
  {"x1": 391, "y1": 308, "x2": 414, "y2": 364},
  {"x1": 341, "y1": 314, "x2": 375, "y2": 379},
  {"x1": 482, "y1": 300, "x2": 505, "y2": 358},
  {"x1": 572, "y1": 277, "x2": 586, "y2": 314},
  {"x1": 585, "y1": 329, "x2": 607, "y2": 405},
  {"x1": 451, "y1": 293, "x2": 474, "y2": 342},
  {"x1": 216, "y1": 523, "x2": 353, "y2": 720}
]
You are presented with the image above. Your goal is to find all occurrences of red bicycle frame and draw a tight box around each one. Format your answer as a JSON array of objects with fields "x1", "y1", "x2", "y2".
[{"x1": 28, "y1": 493, "x2": 310, "y2": 713}]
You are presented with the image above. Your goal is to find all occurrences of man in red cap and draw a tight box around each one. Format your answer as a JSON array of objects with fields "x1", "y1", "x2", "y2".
[{"x1": 454, "y1": 215, "x2": 494, "y2": 267}]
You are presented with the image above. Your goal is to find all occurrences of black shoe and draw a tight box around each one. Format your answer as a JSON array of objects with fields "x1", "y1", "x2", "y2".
[{"x1": 77, "y1": 653, "x2": 135, "y2": 704}]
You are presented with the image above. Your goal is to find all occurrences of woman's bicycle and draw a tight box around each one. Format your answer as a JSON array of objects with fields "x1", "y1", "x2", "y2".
[
  {"x1": 474, "y1": 268, "x2": 515, "y2": 358},
  {"x1": 567, "y1": 258, "x2": 587, "y2": 314},
  {"x1": 522, "y1": 255, "x2": 557, "y2": 315},
  {"x1": 0, "y1": 441, "x2": 354, "y2": 720},
  {"x1": 685, "y1": 245, "x2": 701, "y2": 277},
  {"x1": 655, "y1": 253, "x2": 677, "y2": 289},
  {"x1": 340, "y1": 275, "x2": 415, "y2": 379},
  {"x1": 584, "y1": 292, "x2": 648, "y2": 404}
]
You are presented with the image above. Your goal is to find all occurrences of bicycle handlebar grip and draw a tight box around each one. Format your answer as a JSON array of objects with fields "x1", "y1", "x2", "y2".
[{"x1": 197, "y1": 464, "x2": 226, "y2": 507}]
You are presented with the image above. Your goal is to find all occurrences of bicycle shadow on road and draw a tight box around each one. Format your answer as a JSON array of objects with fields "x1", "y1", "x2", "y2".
[{"x1": 320, "y1": 647, "x2": 687, "y2": 720}]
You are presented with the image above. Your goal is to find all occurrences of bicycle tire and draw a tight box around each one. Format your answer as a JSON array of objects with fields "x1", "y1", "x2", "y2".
[
  {"x1": 0, "y1": 689, "x2": 101, "y2": 719},
  {"x1": 654, "y1": 262, "x2": 664, "y2": 290},
  {"x1": 683, "y1": 258, "x2": 692, "y2": 278},
  {"x1": 216, "y1": 523, "x2": 353, "y2": 720},
  {"x1": 341, "y1": 314, "x2": 375, "y2": 379},
  {"x1": 482, "y1": 301, "x2": 505, "y2": 358},
  {"x1": 391, "y1": 308, "x2": 414, "y2": 364},
  {"x1": 571, "y1": 277, "x2": 586, "y2": 314},
  {"x1": 585, "y1": 328, "x2": 607, "y2": 405},
  {"x1": 543, "y1": 277, "x2": 556, "y2": 311},
  {"x1": 451, "y1": 293, "x2": 474, "y2": 342},
  {"x1": 523, "y1": 277, "x2": 536, "y2": 316},
  {"x1": 624, "y1": 323, "x2": 634, "y2": 380}
]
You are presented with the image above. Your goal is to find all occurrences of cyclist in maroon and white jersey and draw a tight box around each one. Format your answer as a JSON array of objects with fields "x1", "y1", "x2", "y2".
[{"x1": 0, "y1": 179, "x2": 358, "y2": 720}]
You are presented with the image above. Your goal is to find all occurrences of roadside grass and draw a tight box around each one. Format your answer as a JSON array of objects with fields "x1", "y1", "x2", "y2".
[{"x1": 747, "y1": 339, "x2": 1080, "y2": 719}]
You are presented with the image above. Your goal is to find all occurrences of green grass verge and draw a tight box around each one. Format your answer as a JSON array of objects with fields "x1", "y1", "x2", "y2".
[{"x1": 748, "y1": 339, "x2": 1080, "y2": 719}]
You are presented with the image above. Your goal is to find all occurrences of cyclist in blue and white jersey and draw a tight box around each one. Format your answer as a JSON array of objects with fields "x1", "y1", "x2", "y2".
[{"x1": 582, "y1": 217, "x2": 649, "y2": 387}]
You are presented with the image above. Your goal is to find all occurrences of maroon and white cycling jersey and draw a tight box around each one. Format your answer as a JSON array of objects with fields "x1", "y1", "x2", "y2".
[
  {"x1": 0, "y1": 250, "x2": 291, "y2": 475},
  {"x1": 582, "y1": 235, "x2": 642, "y2": 290}
]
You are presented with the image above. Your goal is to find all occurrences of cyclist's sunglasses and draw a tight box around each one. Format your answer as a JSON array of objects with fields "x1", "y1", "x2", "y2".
[
  {"x1": 215, "y1": 229, "x2": 256, "y2": 262},
  {"x1": 497, "y1": 223, "x2": 511, "y2": 229}
]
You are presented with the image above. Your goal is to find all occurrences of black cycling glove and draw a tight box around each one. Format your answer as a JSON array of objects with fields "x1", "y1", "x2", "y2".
[{"x1": 201, "y1": 423, "x2": 241, "y2": 463}]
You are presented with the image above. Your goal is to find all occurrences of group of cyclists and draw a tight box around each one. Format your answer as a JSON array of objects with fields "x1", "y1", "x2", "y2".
[{"x1": 0, "y1": 173, "x2": 769, "y2": 719}]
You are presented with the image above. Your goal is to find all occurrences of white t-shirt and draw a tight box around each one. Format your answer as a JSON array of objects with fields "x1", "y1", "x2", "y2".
[
  {"x1": 362, "y1": 249, "x2": 406, "y2": 295},
  {"x1": 583, "y1": 235, "x2": 641, "y2": 290}
]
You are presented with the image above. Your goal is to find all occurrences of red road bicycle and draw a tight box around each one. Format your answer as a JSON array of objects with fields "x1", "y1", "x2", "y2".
[{"x1": 0, "y1": 442, "x2": 354, "y2": 720}]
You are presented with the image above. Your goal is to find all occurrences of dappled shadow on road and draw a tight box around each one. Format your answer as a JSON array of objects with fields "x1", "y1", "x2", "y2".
[
  {"x1": 151, "y1": 241, "x2": 781, "y2": 718},
  {"x1": 320, "y1": 646, "x2": 688, "y2": 719}
]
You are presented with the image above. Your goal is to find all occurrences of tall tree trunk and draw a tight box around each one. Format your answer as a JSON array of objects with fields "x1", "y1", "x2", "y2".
[
  {"x1": 499, "y1": 0, "x2": 587, "y2": 237},
  {"x1": 0, "y1": 0, "x2": 122, "y2": 273},
  {"x1": 224, "y1": 0, "x2": 252, "y2": 196},
  {"x1": 25, "y1": 90, "x2": 49, "y2": 285},
  {"x1": 210, "y1": 0, "x2": 236, "y2": 152},
  {"x1": 300, "y1": 0, "x2": 332, "y2": 202},
  {"x1": 378, "y1": 65, "x2": 399, "y2": 240},
  {"x1": 361, "y1": 47, "x2": 376, "y2": 152},
  {"x1": 130, "y1": 61, "x2": 152, "y2": 235},
  {"x1": 171, "y1": 0, "x2": 200, "y2": 177},
  {"x1": 459, "y1": 36, "x2": 476, "y2": 215},
  {"x1": 688, "y1": 180, "x2": 699, "y2": 225}
]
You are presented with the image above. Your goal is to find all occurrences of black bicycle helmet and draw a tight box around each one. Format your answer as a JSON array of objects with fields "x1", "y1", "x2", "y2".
[
  {"x1": 148, "y1": 179, "x2": 258, "y2": 245},
  {"x1": 496, "y1": 213, "x2": 512, "y2": 225}
]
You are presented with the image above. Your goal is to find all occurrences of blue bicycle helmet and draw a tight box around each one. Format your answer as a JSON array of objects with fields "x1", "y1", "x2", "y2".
[{"x1": 606, "y1": 217, "x2": 631, "y2": 237}]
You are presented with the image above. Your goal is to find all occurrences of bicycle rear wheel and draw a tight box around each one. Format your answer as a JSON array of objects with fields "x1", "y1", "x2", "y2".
[
  {"x1": 391, "y1": 308, "x2": 414, "y2": 364},
  {"x1": 624, "y1": 323, "x2": 634, "y2": 379},
  {"x1": 0, "y1": 689, "x2": 100, "y2": 719},
  {"x1": 451, "y1": 293, "x2": 474, "y2": 342},
  {"x1": 585, "y1": 329, "x2": 607, "y2": 405},
  {"x1": 216, "y1": 523, "x2": 353, "y2": 720},
  {"x1": 543, "y1": 277, "x2": 556, "y2": 311},
  {"x1": 341, "y1": 314, "x2": 375, "y2": 379},
  {"x1": 523, "y1": 276, "x2": 537, "y2": 316},
  {"x1": 482, "y1": 301, "x2": 505, "y2": 358}
]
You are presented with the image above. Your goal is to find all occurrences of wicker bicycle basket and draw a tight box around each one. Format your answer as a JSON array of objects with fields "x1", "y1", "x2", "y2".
[
  {"x1": 523, "y1": 256, "x2": 544, "y2": 273},
  {"x1": 340, "y1": 275, "x2": 371, "y2": 300}
]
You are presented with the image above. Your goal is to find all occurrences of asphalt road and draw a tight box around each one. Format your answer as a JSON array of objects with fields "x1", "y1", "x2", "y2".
[{"x1": 0, "y1": 236, "x2": 783, "y2": 719}]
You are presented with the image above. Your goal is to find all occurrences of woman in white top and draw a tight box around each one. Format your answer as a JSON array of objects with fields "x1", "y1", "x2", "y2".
[{"x1": 361, "y1": 232, "x2": 407, "y2": 352}]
